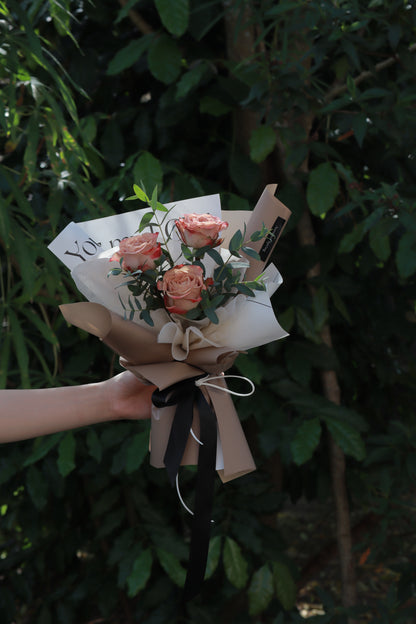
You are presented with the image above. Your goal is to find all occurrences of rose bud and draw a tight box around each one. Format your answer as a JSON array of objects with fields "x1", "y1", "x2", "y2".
[
  {"x1": 175, "y1": 213, "x2": 228, "y2": 248},
  {"x1": 110, "y1": 233, "x2": 161, "y2": 272},
  {"x1": 157, "y1": 264, "x2": 205, "y2": 314}
]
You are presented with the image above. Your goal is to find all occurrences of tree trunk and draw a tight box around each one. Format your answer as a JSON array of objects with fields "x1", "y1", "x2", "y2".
[
  {"x1": 222, "y1": 2, "x2": 358, "y2": 618},
  {"x1": 297, "y1": 210, "x2": 358, "y2": 620}
]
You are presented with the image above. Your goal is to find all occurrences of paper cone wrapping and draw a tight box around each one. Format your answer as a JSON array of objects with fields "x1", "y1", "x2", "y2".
[{"x1": 60, "y1": 302, "x2": 255, "y2": 482}]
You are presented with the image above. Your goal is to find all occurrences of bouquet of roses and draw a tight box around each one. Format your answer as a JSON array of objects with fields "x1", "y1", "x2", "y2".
[
  {"x1": 49, "y1": 183, "x2": 290, "y2": 599},
  {"x1": 108, "y1": 187, "x2": 268, "y2": 328}
]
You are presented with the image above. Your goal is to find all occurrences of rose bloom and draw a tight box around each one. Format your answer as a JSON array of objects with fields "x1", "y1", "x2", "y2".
[
  {"x1": 157, "y1": 264, "x2": 206, "y2": 314},
  {"x1": 111, "y1": 233, "x2": 161, "y2": 271},
  {"x1": 175, "y1": 213, "x2": 228, "y2": 248}
]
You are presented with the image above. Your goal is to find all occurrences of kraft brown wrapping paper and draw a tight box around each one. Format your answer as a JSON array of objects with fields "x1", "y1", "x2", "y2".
[{"x1": 60, "y1": 302, "x2": 256, "y2": 483}]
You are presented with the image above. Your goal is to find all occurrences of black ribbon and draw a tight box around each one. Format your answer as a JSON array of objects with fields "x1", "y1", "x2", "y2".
[{"x1": 152, "y1": 375, "x2": 218, "y2": 601}]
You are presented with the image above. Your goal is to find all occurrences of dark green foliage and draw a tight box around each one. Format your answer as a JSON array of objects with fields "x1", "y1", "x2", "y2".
[{"x1": 1, "y1": 0, "x2": 416, "y2": 622}]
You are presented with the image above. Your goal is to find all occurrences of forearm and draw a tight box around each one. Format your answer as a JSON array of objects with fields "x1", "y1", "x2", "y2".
[{"x1": 0, "y1": 382, "x2": 114, "y2": 443}]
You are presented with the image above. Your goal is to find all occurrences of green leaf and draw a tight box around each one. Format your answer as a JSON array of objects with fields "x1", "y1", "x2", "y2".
[
  {"x1": 296, "y1": 308, "x2": 321, "y2": 344},
  {"x1": 249, "y1": 126, "x2": 276, "y2": 164},
  {"x1": 234, "y1": 353, "x2": 264, "y2": 385},
  {"x1": 228, "y1": 229, "x2": 243, "y2": 255},
  {"x1": 1, "y1": 168, "x2": 34, "y2": 218},
  {"x1": 236, "y1": 283, "x2": 255, "y2": 297},
  {"x1": 388, "y1": 23, "x2": 402, "y2": 49},
  {"x1": 133, "y1": 152, "x2": 163, "y2": 196},
  {"x1": 115, "y1": 0, "x2": 139, "y2": 23},
  {"x1": 203, "y1": 306, "x2": 219, "y2": 324},
  {"x1": 140, "y1": 309, "x2": 154, "y2": 326},
  {"x1": 57, "y1": 431, "x2": 76, "y2": 477},
  {"x1": 229, "y1": 149, "x2": 260, "y2": 197},
  {"x1": 328, "y1": 286, "x2": 351, "y2": 324},
  {"x1": 13, "y1": 227, "x2": 37, "y2": 297},
  {"x1": 125, "y1": 431, "x2": 149, "y2": 474},
  {"x1": 272, "y1": 561, "x2": 296, "y2": 611},
  {"x1": 278, "y1": 306, "x2": 295, "y2": 332},
  {"x1": 139, "y1": 211, "x2": 155, "y2": 232},
  {"x1": 241, "y1": 245, "x2": 260, "y2": 260},
  {"x1": 306, "y1": 162, "x2": 340, "y2": 216},
  {"x1": 24, "y1": 433, "x2": 64, "y2": 467},
  {"x1": 9, "y1": 309, "x2": 30, "y2": 388},
  {"x1": 176, "y1": 62, "x2": 207, "y2": 99},
  {"x1": 339, "y1": 209, "x2": 382, "y2": 254},
  {"x1": 50, "y1": 0, "x2": 72, "y2": 37},
  {"x1": 206, "y1": 247, "x2": 223, "y2": 265},
  {"x1": 223, "y1": 537, "x2": 249, "y2": 589},
  {"x1": 199, "y1": 96, "x2": 232, "y2": 117},
  {"x1": 325, "y1": 418, "x2": 366, "y2": 461},
  {"x1": 351, "y1": 113, "x2": 367, "y2": 148},
  {"x1": 0, "y1": 331, "x2": 11, "y2": 389},
  {"x1": 24, "y1": 114, "x2": 39, "y2": 180},
  {"x1": 291, "y1": 418, "x2": 322, "y2": 465},
  {"x1": 155, "y1": 0, "x2": 189, "y2": 37},
  {"x1": 21, "y1": 308, "x2": 59, "y2": 346},
  {"x1": 396, "y1": 231, "x2": 416, "y2": 279},
  {"x1": 338, "y1": 221, "x2": 366, "y2": 254},
  {"x1": 248, "y1": 564, "x2": 274, "y2": 616},
  {"x1": 101, "y1": 119, "x2": 124, "y2": 168},
  {"x1": 126, "y1": 549, "x2": 152, "y2": 596},
  {"x1": 205, "y1": 535, "x2": 222, "y2": 579},
  {"x1": 107, "y1": 36, "x2": 152, "y2": 75},
  {"x1": 86, "y1": 430, "x2": 102, "y2": 463},
  {"x1": 155, "y1": 548, "x2": 186, "y2": 587},
  {"x1": 369, "y1": 221, "x2": 391, "y2": 262},
  {"x1": 133, "y1": 184, "x2": 149, "y2": 202},
  {"x1": 148, "y1": 35, "x2": 182, "y2": 84},
  {"x1": 26, "y1": 465, "x2": 48, "y2": 510},
  {"x1": 313, "y1": 286, "x2": 329, "y2": 332}
]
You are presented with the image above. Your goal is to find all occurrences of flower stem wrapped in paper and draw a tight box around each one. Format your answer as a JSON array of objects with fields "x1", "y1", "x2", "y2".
[{"x1": 48, "y1": 183, "x2": 291, "y2": 599}]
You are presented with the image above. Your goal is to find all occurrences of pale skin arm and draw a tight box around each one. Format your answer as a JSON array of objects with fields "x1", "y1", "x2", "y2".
[{"x1": 0, "y1": 371, "x2": 155, "y2": 443}]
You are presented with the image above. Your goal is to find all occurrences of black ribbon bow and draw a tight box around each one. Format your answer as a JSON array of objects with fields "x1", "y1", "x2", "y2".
[{"x1": 152, "y1": 374, "x2": 218, "y2": 601}]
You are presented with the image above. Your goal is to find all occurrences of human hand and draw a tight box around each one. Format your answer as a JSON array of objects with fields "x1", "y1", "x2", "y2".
[{"x1": 104, "y1": 371, "x2": 155, "y2": 421}]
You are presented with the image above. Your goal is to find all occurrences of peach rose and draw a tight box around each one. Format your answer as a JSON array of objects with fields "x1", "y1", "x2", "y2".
[
  {"x1": 111, "y1": 233, "x2": 161, "y2": 271},
  {"x1": 157, "y1": 264, "x2": 205, "y2": 314},
  {"x1": 175, "y1": 213, "x2": 228, "y2": 248}
]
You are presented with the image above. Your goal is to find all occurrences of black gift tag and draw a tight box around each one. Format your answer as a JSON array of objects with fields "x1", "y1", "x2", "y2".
[{"x1": 259, "y1": 216, "x2": 286, "y2": 261}]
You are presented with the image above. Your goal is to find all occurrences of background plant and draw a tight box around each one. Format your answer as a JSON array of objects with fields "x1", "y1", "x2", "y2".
[{"x1": 1, "y1": 0, "x2": 415, "y2": 622}]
